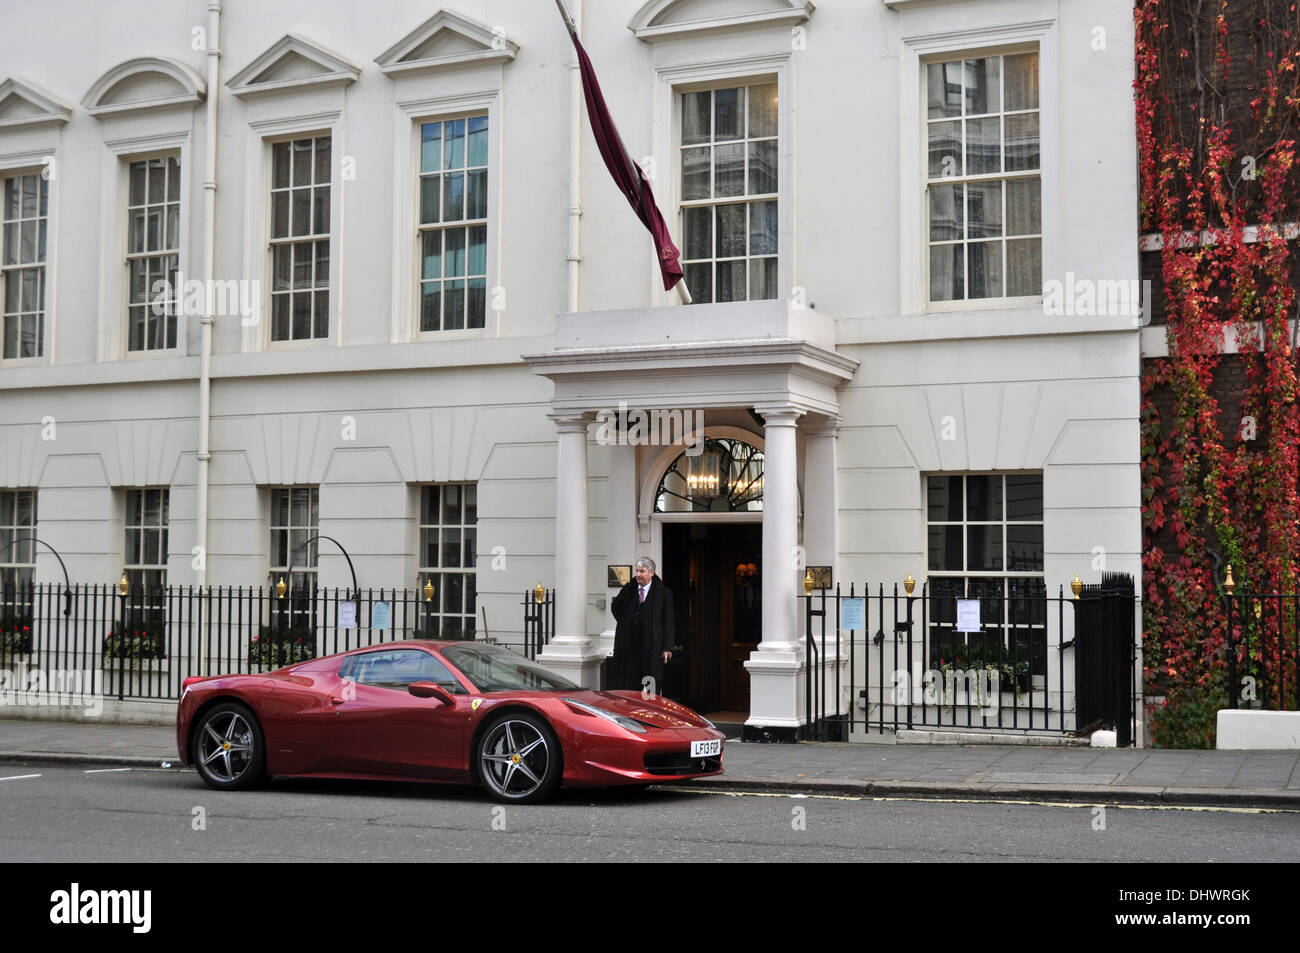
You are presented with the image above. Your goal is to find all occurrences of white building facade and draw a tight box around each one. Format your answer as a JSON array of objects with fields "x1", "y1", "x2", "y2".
[{"x1": 0, "y1": 0, "x2": 1140, "y2": 737}]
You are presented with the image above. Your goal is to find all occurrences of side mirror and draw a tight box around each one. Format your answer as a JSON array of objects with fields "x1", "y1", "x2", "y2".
[{"x1": 409, "y1": 681, "x2": 455, "y2": 706}]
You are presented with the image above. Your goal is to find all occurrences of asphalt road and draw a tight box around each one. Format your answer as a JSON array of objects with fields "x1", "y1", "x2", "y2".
[{"x1": 3, "y1": 764, "x2": 1300, "y2": 863}]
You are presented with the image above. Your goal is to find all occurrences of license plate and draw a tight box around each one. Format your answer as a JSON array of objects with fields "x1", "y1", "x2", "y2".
[{"x1": 690, "y1": 739, "x2": 721, "y2": 758}]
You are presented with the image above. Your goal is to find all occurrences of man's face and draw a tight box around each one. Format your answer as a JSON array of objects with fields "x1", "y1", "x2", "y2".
[{"x1": 634, "y1": 563, "x2": 653, "y2": 586}]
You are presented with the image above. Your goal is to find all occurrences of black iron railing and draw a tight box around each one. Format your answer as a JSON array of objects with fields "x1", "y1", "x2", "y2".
[
  {"x1": 0, "y1": 582, "x2": 511, "y2": 703},
  {"x1": 801, "y1": 577, "x2": 1141, "y2": 743},
  {"x1": 1224, "y1": 590, "x2": 1300, "y2": 712},
  {"x1": 519, "y1": 588, "x2": 554, "y2": 660}
]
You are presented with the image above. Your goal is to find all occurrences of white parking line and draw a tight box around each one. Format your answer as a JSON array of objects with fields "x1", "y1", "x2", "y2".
[
  {"x1": 0, "y1": 774, "x2": 42, "y2": 781},
  {"x1": 666, "y1": 785, "x2": 1300, "y2": 814},
  {"x1": 84, "y1": 768, "x2": 132, "y2": 774}
]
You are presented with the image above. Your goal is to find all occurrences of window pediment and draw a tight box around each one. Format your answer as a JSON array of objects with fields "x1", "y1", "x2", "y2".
[
  {"x1": 629, "y1": 0, "x2": 814, "y2": 42},
  {"x1": 376, "y1": 9, "x2": 517, "y2": 76},
  {"x1": 0, "y1": 78, "x2": 72, "y2": 129},
  {"x1": 82, "y1": 58, "x2": 205, "y2": 118},
  {"x1": 226, "y1": 35, "x2": 359, "y2": 99}
]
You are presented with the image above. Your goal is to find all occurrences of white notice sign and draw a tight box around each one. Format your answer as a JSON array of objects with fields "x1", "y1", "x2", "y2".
[
  {"x1": 956, "y1": 599, "x2": 980, "y2": 633},
  {"x1": 338, "y1": 601, "x2": 357, "y2": 629},
  {"x1": 840, "y1": 597, "x2": 866, "y2": 631},
  {"x1": 372, "y1": 601, "x2": 392, "y2": 631}
]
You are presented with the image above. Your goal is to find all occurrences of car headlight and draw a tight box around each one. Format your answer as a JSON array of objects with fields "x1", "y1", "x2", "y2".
[{"x1": 561, "y1": 697, "x2": 648, "y2": 733}]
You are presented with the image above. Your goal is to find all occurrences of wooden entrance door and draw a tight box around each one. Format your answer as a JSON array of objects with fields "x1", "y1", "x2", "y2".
[{"x1": 664, "y1": 523, "x2": 761, "y2": 714}]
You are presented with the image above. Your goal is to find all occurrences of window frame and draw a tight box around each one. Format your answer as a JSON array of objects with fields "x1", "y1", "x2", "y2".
[
  {"x1": 0, "y1": 489, "x2": 38, "y2": 624},
  {"x1": 653, "y1": 55, "x2": 793, "y2": 310},
  {"x1": 268, "y1": 485, "x2": 321, "y2": 630},
  {"x1": 96, "y1": 132, "x2": 190, "y2": 361},
  {"x1": 922, "y1": 50, "x2": 1043, "y2": 308},
  {"x1": 677, "y1": 82, "x2": 780, "y2": 305},
  {"x1": 897, "y1": 20, "x2": 1059, "y2": 316},
  {"x1": 267, "y1": 134, "x2": 333, "y2": 346},
  {"x1": 0, "y1": 166, "x2": 51, "y2": 364},
  {"x1": 122, "y1": 486, "x2": 170, "y2": 625},
  {"x1": 416, "y1": 483, "x2": 478, "y2": 641},
  {"x1": 392, "y1": 91, "x2": 501, "y2": 344},
  {"x1": 241, "y1": 112, "x2": 341, "y2": 353},
  {"x1": 123, "y1": 154, "x2": 182, "y2": 354},
  {"x1": 414, "y1": 113, "x2": 490, "y2": 336},
  {"x1": 923, "y1": 472, "x2": 1047, "y2": 678}
]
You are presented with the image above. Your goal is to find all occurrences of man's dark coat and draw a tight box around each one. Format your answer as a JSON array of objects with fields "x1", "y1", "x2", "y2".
[{"x1": 610, "y1": 574, "x2": 675, "y2": 691}]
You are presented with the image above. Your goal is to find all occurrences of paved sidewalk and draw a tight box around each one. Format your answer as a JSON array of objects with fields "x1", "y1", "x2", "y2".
[{"x1": 2, "y1": 718, "x2": 1298, "y2": 807}]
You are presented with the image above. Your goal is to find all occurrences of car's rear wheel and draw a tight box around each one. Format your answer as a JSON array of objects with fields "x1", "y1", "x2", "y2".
[
  {"x1": 194, "y1": 702, "x2": 266, "y2": 791},
  {"x1": 477, "y1": 713, "x2": 561, "y2": 804}
]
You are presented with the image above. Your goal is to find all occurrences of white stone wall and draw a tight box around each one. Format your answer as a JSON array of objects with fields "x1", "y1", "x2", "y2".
[{"x1": 0, "y1": 0, "x2": 1140, "y2": 651}]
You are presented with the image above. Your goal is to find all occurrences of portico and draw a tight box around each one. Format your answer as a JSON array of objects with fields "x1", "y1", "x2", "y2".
[{"x1": 523, "y1": 299, "x2": 858, "y2": 735}]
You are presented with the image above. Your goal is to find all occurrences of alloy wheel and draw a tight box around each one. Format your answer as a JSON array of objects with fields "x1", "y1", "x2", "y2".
[
  {"x1": 197, "y1": 709, "x2": 258, "y2": 785},
  {"x1": 479, "y1": 718, "x2": 554, "y2": 801}
]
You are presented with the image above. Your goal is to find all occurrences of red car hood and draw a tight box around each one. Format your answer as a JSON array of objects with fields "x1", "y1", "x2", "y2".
[{"x1": 563, "y1": 690, "x2": 713, "y2": 730}]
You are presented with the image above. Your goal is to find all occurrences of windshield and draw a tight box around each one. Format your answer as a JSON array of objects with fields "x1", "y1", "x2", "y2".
[{"x1": 441, "y1": 643, "x2": 578, "y2": 693}]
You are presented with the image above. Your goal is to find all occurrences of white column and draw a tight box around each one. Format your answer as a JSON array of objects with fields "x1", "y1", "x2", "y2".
[
  {"x1": 744, "y1": 404, "x2": 805, "y2": 738},
  {"x1": 759, "y1": 407, "x2": 802, "y2": 650},
  {"x1": 802, "y1": 415, "x2": 840, "y2": 578},
  {"x1": 538, "y1": 412, "x2": 605, "y2": 687},
  {"x1": 802, "y1": 415, "x2": 846, "y2": 722},
  {"x1": 600, "y1": 442, "x2": 638, "y2": 658}
]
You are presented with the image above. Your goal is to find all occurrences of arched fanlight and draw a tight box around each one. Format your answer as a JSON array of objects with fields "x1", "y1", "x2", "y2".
[{"x1": 655, "y1": 437, "x2": 765, "y2": 513}]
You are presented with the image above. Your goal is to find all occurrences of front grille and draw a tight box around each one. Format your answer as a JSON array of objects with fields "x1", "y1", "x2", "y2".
[{"x1": 643, "y1": 752, "x2": 722, "y2": 776}]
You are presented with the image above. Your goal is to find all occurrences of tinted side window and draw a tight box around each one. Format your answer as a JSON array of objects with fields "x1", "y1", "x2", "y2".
[{"x1": 343, "y1": 649, "x2": 462, "y2": 693}]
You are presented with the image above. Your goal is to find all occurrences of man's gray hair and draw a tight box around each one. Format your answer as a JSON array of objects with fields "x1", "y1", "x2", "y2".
[{"x1": 635, "y1": 556, "x2": 656, "y2": 572}]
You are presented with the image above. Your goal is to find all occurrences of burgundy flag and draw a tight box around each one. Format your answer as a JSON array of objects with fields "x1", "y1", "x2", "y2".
[{"x1": 557, "y1": 4, "x2": 684, "y2": 292}]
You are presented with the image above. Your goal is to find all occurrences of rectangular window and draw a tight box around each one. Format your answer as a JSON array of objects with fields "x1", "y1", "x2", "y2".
[
  {"x1": 679, "y1": 83, "x2": 779, "y2": 304},
  {"x1": 418, "y1": 117, "x2": 488, "y2": 332},
  {"x1": 123, "y1": 487, "x2": 169, "y2": 624},
  {"x1": 0, "y1": 489, "x2": 37, "y2": 634},
  {"x1": 126, "y1": 157, "x2": 180, "y2": 351},
  {"x1": 925, "y1": 473, "x2": 1046, "y2": 676},
  {"x1": 270, "y1": 137, "x2": 331, "y2": 342},
  {"x1": 1, "y1": 173, "x2": 48, "y2": 359},
  {"x1": 418, "y1": 484, "x2": 477, "y2": 639},
  {"x1": 270, "y1": 486, "x2": 319, "y2": 628},
  {"x1": 926, "y1": 52, "x2": 1041, "y2": 303}
]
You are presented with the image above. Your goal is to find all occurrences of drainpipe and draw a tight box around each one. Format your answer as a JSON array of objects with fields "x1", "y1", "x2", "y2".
[
  {"x1": 197, "y1": 0, "x2": 221, "y2": 669},
  {"x1": 565, "y1": 0, "x2": 583, "y2": 312}
]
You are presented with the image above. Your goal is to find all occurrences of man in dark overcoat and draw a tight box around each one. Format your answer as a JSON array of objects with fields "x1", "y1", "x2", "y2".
[{"x1": 609, "y1": 556, "x2": 674, "y2": 693}]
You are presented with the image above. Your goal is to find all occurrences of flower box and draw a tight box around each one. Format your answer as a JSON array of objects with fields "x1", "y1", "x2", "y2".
[{"x1": 102, "y1": 658, "x2": 170, "y2": 697}]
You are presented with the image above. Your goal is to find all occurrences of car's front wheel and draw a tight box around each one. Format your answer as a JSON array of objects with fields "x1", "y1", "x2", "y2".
[
  {"x1": 477, "y1": 713, "x2": 561, "y2": 804},
  {"x1": 193, "y1": 702, "x2": 266, "y2": 791}
]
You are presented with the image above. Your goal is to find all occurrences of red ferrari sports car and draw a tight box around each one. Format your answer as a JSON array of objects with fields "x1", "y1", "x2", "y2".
[{"x1": 177, "y1": 640, "x2": 725, "y2": 803}]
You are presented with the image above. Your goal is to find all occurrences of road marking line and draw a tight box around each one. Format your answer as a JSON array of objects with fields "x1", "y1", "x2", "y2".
[
  {"x1": 84, "y1": 768, "x2": 132, "y2": 774},
  {"x1": 0, "y1": 774, "x2": 42, "y2": 781},
  {"x1": 665, "y1": 786, "x2": 1300, "y2": 814}
]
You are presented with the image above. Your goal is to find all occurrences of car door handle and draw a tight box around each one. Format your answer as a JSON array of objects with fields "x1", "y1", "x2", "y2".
[{"x1": 330, "y1": 696, "x2": 346, "y2": 705}]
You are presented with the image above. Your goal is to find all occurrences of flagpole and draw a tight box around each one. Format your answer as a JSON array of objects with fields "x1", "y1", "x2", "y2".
[{"x1": 554, "y1": 0, "x2": 577, "y2": 36}]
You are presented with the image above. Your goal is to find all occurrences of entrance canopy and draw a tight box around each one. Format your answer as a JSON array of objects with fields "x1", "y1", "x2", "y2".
[
  {"x1": 524, "y1": 299, "x2": 858, "y2": 737},
  {"x1": 523, "y1": 298, "x2": 857, "y2": 418}
]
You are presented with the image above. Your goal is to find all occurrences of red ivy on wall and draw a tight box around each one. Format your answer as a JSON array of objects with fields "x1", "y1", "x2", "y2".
[{"x1": 1136, "y1": 0, "x2": 1300, "y2": 745}]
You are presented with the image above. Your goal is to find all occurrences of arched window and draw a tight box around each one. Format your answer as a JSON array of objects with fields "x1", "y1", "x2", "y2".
[{"x1": 655, "y1": 438, "x2": 764, "y2": 512}]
